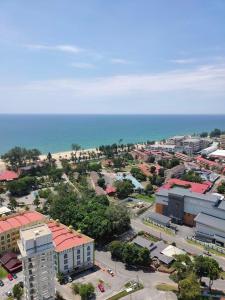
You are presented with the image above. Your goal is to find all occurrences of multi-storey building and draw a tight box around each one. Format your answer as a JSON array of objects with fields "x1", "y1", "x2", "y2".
[
  {"x1": 155, "y1": 187, "x2": 225, "y2": 246},
  {"x1": 0, "y1": 211, "x2": 46, "y2": 254},
  {"x1": 18, "y1": 224, "x2": 55, "y2": 300},
  {"x1": 48, "y1": 220, "x2": 94, "y2": 275},
  {"x1": 0, "y1": 211, "x2": 95, "y2": 276}
]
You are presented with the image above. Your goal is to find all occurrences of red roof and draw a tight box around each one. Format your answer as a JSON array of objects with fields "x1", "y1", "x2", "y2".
[
  {"x1": 0, "y1": 252, "x2": 22, "y2": 273},
  {"x1": 196, "y1": 156, "x2": 220, "y2": 167},
  {"x1": 138, "y1": 164, "x2": 151, "y2": 177},
  {"x1": 160, "y1": 178, "x2": 212, "y2": 194},
  {"x1": 105, "y1": 185, "x2": 116, "y2": 194},
  {"x1": 0, "y1": 170, "x2": 18, "y2": 181},
  {"x1": 48, "y1": 221, "x2": 93, "y2": 252},
  {"x1": 0, "y1": 211, "x2": 45, "y2": 234}
]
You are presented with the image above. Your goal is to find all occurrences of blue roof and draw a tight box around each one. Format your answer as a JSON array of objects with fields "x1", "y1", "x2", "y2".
[{"x1": 116, "y1": 173, "x2": 144, "y2": 190}]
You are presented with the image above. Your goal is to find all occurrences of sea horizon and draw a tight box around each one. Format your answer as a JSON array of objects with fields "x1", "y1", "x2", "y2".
[{"x1": 0, "y1": 114, "x2": 225, "y2": 155}]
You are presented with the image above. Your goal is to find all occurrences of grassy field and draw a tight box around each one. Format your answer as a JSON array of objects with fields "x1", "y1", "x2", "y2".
[
  {"x1": 156, "y1": 283, "x2": 178, "y2": 292},
  {"x1": 107, "y1": 284, "x2": 143, "y2": 300},
  {"x1": 132, "y1": 194, "x2": 155, "y2": 203},
  {"x1": 0, "y1": 266, "x2": 8, "y2": 279}
]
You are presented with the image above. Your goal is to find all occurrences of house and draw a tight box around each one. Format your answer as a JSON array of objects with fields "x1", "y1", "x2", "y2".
[
  {"x1": 165, "y1": 164, "x2": 186, "y2": 180},
  {"x1": 0, "y1": 252, "x2": 22, "y2": 273},
  {"x1": 0, "y1": 170, "x2": 18, "y2": 182}
]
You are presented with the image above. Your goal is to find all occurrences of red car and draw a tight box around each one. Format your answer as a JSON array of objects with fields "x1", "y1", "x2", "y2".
[
  {"x1": 98, "y1": 283, "x2": 105, "y2": 292},
  {"x1": 7, "y1": 274, "x2": 13, "y2": 281}
]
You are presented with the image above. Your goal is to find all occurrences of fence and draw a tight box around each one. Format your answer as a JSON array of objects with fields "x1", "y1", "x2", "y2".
[{"x1": 187, "y1": 236, "x2": 225, "y2": 254}]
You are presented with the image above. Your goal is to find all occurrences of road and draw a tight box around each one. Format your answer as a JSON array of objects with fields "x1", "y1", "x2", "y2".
[
  {"x1": 95, "y1": 250, "x2": 177, "y2": 300},
  {"x1": 131, "y1": 218, "x2": 225, "y2": 270}
]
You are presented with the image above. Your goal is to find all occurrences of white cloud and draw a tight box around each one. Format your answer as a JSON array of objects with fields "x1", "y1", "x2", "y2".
[
  {"x1": 11, "y1": 63, "x2": 224, "y2": 97},
  {"x1": 25, "y1": 44, "x2": 83, "y2": 54},
  {"x1": 71, "y1": 62, "x2": 95, "y2": 69},
  {"x1": 170, "y1": 58, "x2": 196, "y2": 64},
  {"x1": 110, "y1": 58, "x2": 131, "y2": 65}
]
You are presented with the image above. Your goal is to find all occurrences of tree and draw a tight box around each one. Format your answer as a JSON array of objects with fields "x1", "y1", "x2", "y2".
[
  {"x1": 147, "y1": 155, "x2": 155, "y2": 163},
  {"x1": 145, "y1": 182, "x2": 153, "y2": 195},
  {"x1": 47, "y1": 152, "x2": 52, "y2": 162},
  {"x1": 130, "y1": 167, "x2": 146, "y2": 181},
  {"x1": 1, "y1": 146, "x2": 41, "y2": 169},
  {"x1": 181, "y1": 171, "x2": 202, "y2": 183},
  {"x1": 57, "y1": 272, "x2": 64, "y2": 285},
  {"x1": 8, "y1": 197, "x2": 18, "y2": 211},
  {"x1": 150, "y1": 166, "x2": 156, "y2": 174},
  {"x1": 217, "y1": 182, "x2": 225, "y2": 194},
  {"x1": 178, "y1": 274, "x2": 201, "y2": 300},
  {"x1": 12, "y1": 283, "x2": 23, "y2": 300},
  {"x1": 72, "y1": 282, "x2": 95, "y2": 300},
  {"x1": 194, "y1": 255, "x2": 209, "y2": 282},
  {"x1": 33, "y1": 195, "x2": 40, "y2": 207},
  {"x1": 7, "y1": 176, "x2": 36, "y2": 196},
  {"x1": 200, "y1": 132, "x2": 208, "y2": 138},
  {"x1": 173, "y1": 254, "x2": 193, "y2": 282},
  {"x1": 88, "y1": 162, "x2": 102, "y2": 172},
  {"x1": 97, "y1": 177, "x2": 106, "y2": 189},
  {"x1": 71, "y1": 144, "x2": 81, "y2": 152},
  {"x1": 114, "y1": 180, "x2": 134, "y2": 199},
  {"x1": 158, "y1": 168, "x2": 165, "y2": 177},
  {"x1": 206, "y1": 258, "x2": 220, "y2": 290},
  {"x1": 210, "y1": 128, "x2": 221, "y2": 138},
  {"x1": 109, "y1": 240, "x2": 124, "y2": 260}
]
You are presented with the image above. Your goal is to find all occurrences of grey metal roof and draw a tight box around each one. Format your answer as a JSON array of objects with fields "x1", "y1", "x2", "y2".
[
  {"x1": 218, "y1": 200, "x2": 225, "y2": 211},
  {"x1": 156, "y1": 187, "x2": 218, "y2": 203},
  {"x1": 145, "y1": 211, "x2": 171, "y2": 225},
  {"x1": 149, "y1": 241, "x2": 174, "y2": 265},
  {"x1": 195, "y1": 213, "x2": 225, "y2": 231},
  {"x1": 132, "y1": 236, "x2": 152, "y2": 249}
]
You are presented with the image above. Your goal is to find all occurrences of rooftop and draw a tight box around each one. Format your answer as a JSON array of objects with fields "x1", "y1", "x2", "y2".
[
  {"x1": 0, "y1": 211, "x2": 46, "y2": 234},
  {"x1": 156, "y1": 187, "x2": 218, "y2": 203},
  {"x1": 0, "y1": 170, "x2": 18, "y2": 181},
  {"x1": 48, "y1": 221, "x2": 93, "y2": 252},
  {"x1": 194, "y1": 213, "x2": 225, "y2": 231},
  {"x1": 160, "y1": 178, "x2": 212, "y2": 194},
  {"x1": 210, "y1": 149, "x2": 225, "y2": 158},
  {"x1": 20, "y1": 223, "x2": 51, "y2": 241}
]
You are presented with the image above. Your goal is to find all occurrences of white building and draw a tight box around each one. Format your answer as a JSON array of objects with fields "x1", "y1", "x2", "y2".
[
  {"x1": 18, "y1": 224, "x2": 55, "y2": 300},
  {"x1": 48, "y1": 220, "x2": 94, "y2": 275}
]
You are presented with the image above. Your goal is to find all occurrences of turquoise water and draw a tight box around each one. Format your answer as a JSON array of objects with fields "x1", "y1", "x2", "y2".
[{"x1": 0, "y1": 114, "x2": 225, "y2": 155}]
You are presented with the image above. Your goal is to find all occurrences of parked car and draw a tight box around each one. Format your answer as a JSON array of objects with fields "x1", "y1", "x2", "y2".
[
  {"x1": 19, "y1": 281, "x2": 24, "y2": 288},
  {"x1": 12, "y1": 274, "x2": 17, "y2": 279},
  {"x1": 5, "y1": 291, "x2": 12, "y2": 297},
  {"x1": 0, "y1": 280, "x2": 4, "y2": 287},
  {"x1": 98, "y1": 283, "x2": 105, "y2": 292},
  {"x1": 107, "y1": 268, "x2": 114, "y2": 276},
  {"x1": 7, "y1": 274, "x2": 13, "y2": 281},
  {"x1": 203, "y1": 250, "x2": 212, "y2": 256},
  {"x1": 65, "y1": 275, "x2": 72, "y2": 283}
]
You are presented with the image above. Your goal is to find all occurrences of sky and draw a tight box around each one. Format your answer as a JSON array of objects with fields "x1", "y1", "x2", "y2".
[{"x1": 0, "y1": 0, "x2": 225, "y2": 114}]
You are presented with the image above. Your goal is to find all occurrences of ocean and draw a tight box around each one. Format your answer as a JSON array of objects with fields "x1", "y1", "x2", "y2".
[{"x1": 0, "y1": 114, "x2": 225, "y2": 155}]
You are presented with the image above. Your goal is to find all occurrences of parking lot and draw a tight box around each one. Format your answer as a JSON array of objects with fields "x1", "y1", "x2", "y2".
[{"x1": 0, "y1": 271, "x2": 23, "y2": 299}]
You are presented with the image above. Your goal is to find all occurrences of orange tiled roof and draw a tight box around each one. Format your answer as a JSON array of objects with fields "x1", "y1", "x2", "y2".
[
  {"x1": 0, "y1": 211, "x2": 45, "y2": 234},
  {"x1": 47, "y1": 221, "x2": 93, "y2": 252}
]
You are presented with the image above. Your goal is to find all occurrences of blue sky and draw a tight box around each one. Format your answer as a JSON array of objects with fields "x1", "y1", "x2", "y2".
[{"x1": 0, "y1": 0, "x2": 225, "y2": 114}]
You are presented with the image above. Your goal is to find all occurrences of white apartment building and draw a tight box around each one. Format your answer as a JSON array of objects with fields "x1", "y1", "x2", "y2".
[
  {"x1": 48, "y1": 220, "x2": 94, "y2": 275},
  {"x1": 18, "y1": 224, "x2": 55, "y2": 300}
]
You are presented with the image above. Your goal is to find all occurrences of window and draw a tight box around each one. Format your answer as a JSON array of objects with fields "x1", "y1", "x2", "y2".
[
  {"x1": 1, "y1": 236, "x2": 4, "y2": 240},
  {"x1": 77, "y1": 255, "x2": 80, "y2": 260},
  {"x1": 77, "y1": 260, "x2": 81, "y2": 265},
  {"x1": 87, "y1": 246, "x2": 90, "y2": 251},
  {"x1": 87, "y1": 257, "x2": 91, "y2": 262},
  {"x1": 87, "y1": 251, "x2": 91, "y2": 256},
  {"x1": 64, "y1": 259, "x2": 68, "y2": 265},
  {"x1": 7, "y1": 234, "x2": 10, "y2": 238},
  {"x1": 64, "y1": 253, "x2": 68, "y2": 259},
  {"x1": 77, "y1": 249, "x2": 80, "y2": 254},
  {"x1": 64, "y1": 265, "x2": 68, "y2": 270}
]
